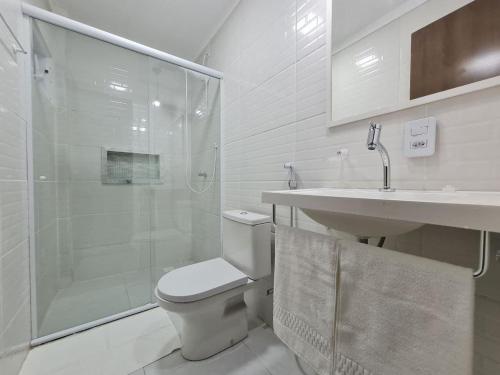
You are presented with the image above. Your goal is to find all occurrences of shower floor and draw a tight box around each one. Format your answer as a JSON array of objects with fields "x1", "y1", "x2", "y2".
[
  {"x1": 39, "y1": 272, "x2": 150, "y2": 336},
  {"x1": 38, "y1": 262, "x2": 192, "y2": 338}
]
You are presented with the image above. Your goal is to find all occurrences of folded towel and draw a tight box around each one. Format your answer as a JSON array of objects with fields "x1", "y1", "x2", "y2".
[
  {"x1": 273, "y1": 226, "x2": 338, "y2": 375},
  {"x1": 335, "y1": 240, "x2": 474, "y2": 375}
]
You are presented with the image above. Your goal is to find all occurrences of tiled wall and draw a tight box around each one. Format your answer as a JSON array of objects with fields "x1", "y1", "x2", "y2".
[
  {"x1": 0, "y1": 0, "x2": 31, "y2": 374},
  {"x1": 199, "y1": 0, "x2": 329, "y2": 223},
  {"x1": 200, "y1": 0, "x2": 500, "y2": 373}
]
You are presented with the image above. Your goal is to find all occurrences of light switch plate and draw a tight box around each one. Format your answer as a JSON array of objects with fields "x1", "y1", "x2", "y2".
[{"x1": 404, "y1": 117, "x2": 437, "y2": 157}]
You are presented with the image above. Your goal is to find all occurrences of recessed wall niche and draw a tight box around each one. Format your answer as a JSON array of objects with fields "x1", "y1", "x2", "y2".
[{"x1": 101, "y1": 149, "x2": 161, "y2": 185}]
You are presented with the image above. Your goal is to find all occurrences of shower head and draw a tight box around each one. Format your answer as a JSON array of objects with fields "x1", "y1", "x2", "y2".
[{"x1": 193, "y1": 53, "x2": 210, "y2": 119}]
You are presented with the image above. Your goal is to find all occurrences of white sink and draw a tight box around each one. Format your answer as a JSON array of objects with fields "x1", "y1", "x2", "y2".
[
  {"x1": 262, "y1": 188, "x2": 500, "y2": 237},
  {"x1": 300, "y1": 209, "x2": 422, "y2": 237}
]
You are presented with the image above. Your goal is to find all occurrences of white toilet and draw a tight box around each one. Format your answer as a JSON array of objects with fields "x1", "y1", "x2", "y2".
[{"x1": 155, "y1": 210, "x2": 271, "y2": 360}]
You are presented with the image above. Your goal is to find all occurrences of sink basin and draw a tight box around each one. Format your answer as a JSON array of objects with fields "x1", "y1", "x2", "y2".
[
  {"x1": 262, "y1": 188, "x2": 500, "y2": 237},
  {"x1": 301, "y1": 209, "x2": 422, "y2": 237}
]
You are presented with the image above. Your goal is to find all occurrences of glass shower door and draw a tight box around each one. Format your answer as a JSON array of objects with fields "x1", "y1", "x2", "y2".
[
  {"x1": 147, "y1": 59, "x2": 221, "y2": 286},
  {"x1": 30, "y1": 18, "x2": 222, "y2": 341},
  {"x1": 31, "y1": 20, "x2": 154, "y2": 337}
]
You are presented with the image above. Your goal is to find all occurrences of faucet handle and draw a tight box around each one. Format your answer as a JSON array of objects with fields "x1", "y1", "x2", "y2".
[
  {"x1": 367, "y1": 121, "x2": 381, "y2": 150},
  {"x1": 284, "y1": 162, "x2": 297, "y2": 190}
]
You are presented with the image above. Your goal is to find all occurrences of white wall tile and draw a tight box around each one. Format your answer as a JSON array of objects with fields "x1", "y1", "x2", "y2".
[
  {"x1": 241, "y1": 65, "x2": 296, "y2": 139},
  {"x1": 296, "y1": 0, "x2": 327, "y2": 61},
  {"x1": 239, "y1": 5, "x2": 296, "y2": 90},
  {"x1": 0, "y1": 182, "x2": 28, "y2": 256},
  {"x1": 296, "y1": 45, "x2": 327, "y2": 121},
  {"x1": 0, "y1": 0, "x2": 31, "y2": 373},
  {"x1": 1, "y1": 241, "x2": 29, "y2": 328},
  {"x1": 0, "y1": 21, "x2": 24, "y2": 118},
  {"x1": 0, "y1": 110, "x2": 27, "y2": 181},
  {"x1": 0, "y1": 301, "x2": 30, "y2": 375}
]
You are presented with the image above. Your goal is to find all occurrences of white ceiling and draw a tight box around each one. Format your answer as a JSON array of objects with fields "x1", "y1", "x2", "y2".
[
  {"x1": 48, "y1": 0, "x2": 240, "y2": 60},
  {"x1": 333, "y1": 0, "x2": 419, "y2": 48}
]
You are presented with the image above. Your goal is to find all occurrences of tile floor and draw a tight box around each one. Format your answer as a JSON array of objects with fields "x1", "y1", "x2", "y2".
[
  {"x1": 22, "y1": 307, "x2": 316, "y2": 375},
  {"x1": 135, "y1": 325, "x2": 316, "y2": 375},
  {"x1": 21, "y1": 308, "x2": 181, "y2": 375}
]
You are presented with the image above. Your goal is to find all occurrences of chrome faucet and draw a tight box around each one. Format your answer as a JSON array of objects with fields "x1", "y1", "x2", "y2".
[{"x1": 367, "y1": 122, "x2": 394, "y2": 191}]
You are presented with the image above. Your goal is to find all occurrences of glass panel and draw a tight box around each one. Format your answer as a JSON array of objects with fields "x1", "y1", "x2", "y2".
[
  {"x1": 31, "y1": 20, "x2": 153, "y2": 337},
  {"x1": 30, "y1": 19, "x2": 221, "y2": 340},
  {"x1": 147, "y1": 59, "x2": 189, "y2": 283},
  {"x1": 185, "y1": 70, "x2": 221, "y2": 263},
  {"x1": 148, "y1": 59, "x2": 221, "y2": 285}
]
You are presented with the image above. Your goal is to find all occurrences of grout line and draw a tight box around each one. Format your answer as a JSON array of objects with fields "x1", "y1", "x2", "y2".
[
  {"x1": 0, "y1": 237, "x2": 29, "y2": 260},
  {"x1": 223, "y1": 111, "x2": 327, "y2": 147},
  {"x1": 242, "y1": 325, "x2": 282, "y2": 375},
  {"x1": 241, "y1": 331, "x2": 277, "y2": 375},
  {"x1": 0, "y1": 298, "x2": 30, "y2": 338}
]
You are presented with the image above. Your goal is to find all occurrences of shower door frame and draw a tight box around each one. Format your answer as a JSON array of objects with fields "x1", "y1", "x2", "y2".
[
  {"x1": 22, "y1": 3, "x2": 223, "y2": 346},
  {"x1": 21, "y1": 4, "x2": 222, "y2": 79}
]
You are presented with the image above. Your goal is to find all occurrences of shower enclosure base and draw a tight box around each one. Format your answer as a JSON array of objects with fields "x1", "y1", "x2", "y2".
[{"x1": 32, "y1": 303, "x2": 158, "y2": 346}]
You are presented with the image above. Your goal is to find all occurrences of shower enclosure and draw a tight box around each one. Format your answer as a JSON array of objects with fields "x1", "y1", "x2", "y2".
[{"x1": 25, "y1": 5, "x2": 222, "y2": 343}]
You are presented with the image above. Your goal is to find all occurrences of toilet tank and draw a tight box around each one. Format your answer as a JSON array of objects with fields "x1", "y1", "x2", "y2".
[{"x1": 223, "y1": 210, "x2": 271, "y2": 280}]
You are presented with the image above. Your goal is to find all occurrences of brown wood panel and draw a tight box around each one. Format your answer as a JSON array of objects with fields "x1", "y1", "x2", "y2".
[{"x1": 410, "y1": 0, "x2": 500, "y2": 100}]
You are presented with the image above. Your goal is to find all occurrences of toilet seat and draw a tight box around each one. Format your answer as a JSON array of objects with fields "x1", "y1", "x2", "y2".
[{"x1": 156, "y1": 258, "x2": 248, "y2": 303}]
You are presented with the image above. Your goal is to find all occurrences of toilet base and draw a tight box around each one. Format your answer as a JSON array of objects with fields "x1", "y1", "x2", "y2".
[{"x1": 157, "y1": 287, "x2": 250, "y2": 361}]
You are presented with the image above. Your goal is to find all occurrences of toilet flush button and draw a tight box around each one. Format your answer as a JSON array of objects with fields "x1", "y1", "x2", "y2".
[
  {"x1": 411, "y1": 125, "x2": 428, "y2": 136},
  {"x1": 404, "y1": 117, "x2": 436, "y2": 158}
]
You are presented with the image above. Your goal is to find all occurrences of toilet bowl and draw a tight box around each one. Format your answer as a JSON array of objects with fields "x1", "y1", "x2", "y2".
[{"x1": 155, "y1": 210, "x2": 271, "y2": 361}]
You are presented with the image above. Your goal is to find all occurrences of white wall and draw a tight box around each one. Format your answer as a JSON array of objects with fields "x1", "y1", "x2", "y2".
[
  {"x1": 0, "y1": 0, "x2": 31, "y2": 374},
  {"x1": 199, "y1": 0, "x2": 328, "y2": 223},
  {"x1": 201, "y1": 0, "x2": 500, "y2": 373}
]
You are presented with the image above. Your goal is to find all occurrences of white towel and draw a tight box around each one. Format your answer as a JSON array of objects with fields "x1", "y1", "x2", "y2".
[
  {"x1": 335, "y1": 240, "x2": 474, "y2": 375},
  {"x1": 273, "y1": 225, "x2": 338, "y2": 375}
]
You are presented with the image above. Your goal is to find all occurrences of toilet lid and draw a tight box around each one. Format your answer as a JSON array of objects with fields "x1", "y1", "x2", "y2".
[{"x1": 156, "y1": 258, "x2": 249, "y2": 303}]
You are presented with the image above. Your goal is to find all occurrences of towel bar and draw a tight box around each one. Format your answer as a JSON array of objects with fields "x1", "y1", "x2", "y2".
[
  {"x1": 271, "y1": 204, "x2": 492, "y2": 279},
  {"x1": 0, "y1": 12, "x2": 27, "y2": 54},
  {"x1": 473, "y1": 231, "x2": 490, "y2": 278},
  {"x1": 272, "y1": 203, "x2": 294, "y2": 227}
]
